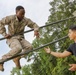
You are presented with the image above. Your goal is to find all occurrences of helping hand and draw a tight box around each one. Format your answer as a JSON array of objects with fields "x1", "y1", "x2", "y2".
[{"x1": 44, "y1": 47, "x2": 51, "y2": 54}]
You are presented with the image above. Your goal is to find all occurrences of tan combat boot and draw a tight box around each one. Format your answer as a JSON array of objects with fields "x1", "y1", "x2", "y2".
[
  {"x1": 13, "y1": 57, "x2": 21, "y2": 69},
  {"x1": 0, "y1": 63, "x2": 4, "y2": 71}
]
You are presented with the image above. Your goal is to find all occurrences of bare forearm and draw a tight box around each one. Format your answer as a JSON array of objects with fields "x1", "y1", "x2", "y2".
[
  {"x1": 44, "y1": 47, "x2": 71, "y2": 58},
  {"x1": 50, "y1": 51, "x2": 67, "y2": 58}
]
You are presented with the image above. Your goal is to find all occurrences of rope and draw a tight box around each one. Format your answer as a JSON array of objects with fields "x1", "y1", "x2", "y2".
[
  {"x1": 0, "y1": 35, "x2": 68, "y2": 64},
  {"x1": 0, "y1": 16, "x2": 75, "y2": 41}
]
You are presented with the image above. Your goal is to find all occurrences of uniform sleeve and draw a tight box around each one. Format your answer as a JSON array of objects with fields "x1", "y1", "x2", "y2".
[
  {"x1": 26, "y1": 18, "x2": 39, "y2": 31},
  {"x1": 67, "y1": 45, "x2": 73, "y2": 55},
  {"x1": 0, "y1": 16, "x2": 11, "y2": 36}
]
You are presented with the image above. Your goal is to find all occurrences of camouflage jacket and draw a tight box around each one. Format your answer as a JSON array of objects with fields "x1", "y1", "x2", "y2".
[{"x1": 0, "y1": 15, "x2": 39, "y2": 38}]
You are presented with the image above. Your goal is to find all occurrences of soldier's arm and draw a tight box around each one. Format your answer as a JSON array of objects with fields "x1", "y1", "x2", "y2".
[
  {"x1": 26, "y1": 18, "x2": 39, "y2": 31},
  {"x1": 26, "y1": 18, "x2": 39, "y2": 38},
  {"x1": 0, "y1": 16, "x2": 11, "y2": 36}
]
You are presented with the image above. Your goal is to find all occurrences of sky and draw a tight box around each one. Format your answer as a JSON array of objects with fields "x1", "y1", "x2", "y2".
[{"x1": 0, "y1": 0, "x2": 51, "y2": 75}]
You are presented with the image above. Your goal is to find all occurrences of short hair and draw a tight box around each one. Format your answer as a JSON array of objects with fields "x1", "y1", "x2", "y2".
[
  {"x1": 69, "y1": 25, "x2": 76, "y2": 31},
  {"x1": 16, "y1": 6, "x2": 24, "y2": 11}
]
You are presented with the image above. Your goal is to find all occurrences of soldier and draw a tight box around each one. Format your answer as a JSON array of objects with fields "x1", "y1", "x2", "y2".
[{"x1": 0, "y1": 6, "x2": 39, "y2": 71}]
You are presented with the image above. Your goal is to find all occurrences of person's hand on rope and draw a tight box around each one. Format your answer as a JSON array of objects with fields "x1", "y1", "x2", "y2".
[
  {"x1": 4, "y1": 34, "x2": 11, "y2": 39},
  {"x1": 69, "y1": 64, "x2": 76, "y2": 71},
  {"x1": 44, "y1": 46, "x2": 51, "y2": 54},
  {"x1": 34, "y1": 30, "x2": 39, "y2": 38}
]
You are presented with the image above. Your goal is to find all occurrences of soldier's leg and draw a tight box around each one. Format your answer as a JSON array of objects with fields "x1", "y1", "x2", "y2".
[
  {"x1": 0, "y1": 39, "x2": 22, "y2": 70},
  {"x1": 20, "y1": 38, "x2": 33, "y2": 57},
  {"x1": 13, "y1": 56, "x2": 21, "y2": 69},
  {"x1": 9, "y1": 39, "x2": 22, "y2": 69},
  {"x1": 0, "y1": 63, "x2": 4, "y2": 71},
  {"x1": 2, "y1": 39, "x2": 22, "y2": 59}
]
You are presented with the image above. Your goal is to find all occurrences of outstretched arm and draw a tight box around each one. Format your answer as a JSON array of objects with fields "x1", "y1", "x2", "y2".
[{"x1": 44, "y1": 47, "x2": 72, "y2": 58}]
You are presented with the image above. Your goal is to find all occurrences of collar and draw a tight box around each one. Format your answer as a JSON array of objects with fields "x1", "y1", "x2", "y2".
[
  {"x1": 15, "y1": 15, "x2": 19, "y2": 21},
  {"x1": 15, "y1": 15, "x2": 25, "y2": 22}
]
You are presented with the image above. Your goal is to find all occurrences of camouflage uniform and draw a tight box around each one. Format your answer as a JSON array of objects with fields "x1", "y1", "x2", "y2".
[{"x1": 0, "y1": 15, "x2": 39, "y2": 59}]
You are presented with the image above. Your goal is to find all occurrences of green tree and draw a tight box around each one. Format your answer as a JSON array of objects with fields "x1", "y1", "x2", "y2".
[
  {"x1": 11, "y1": 65, "x2": 32, "y2": 75},
  {"x1": 31, "y1": 0, "x2": 76, "y2": 75}
]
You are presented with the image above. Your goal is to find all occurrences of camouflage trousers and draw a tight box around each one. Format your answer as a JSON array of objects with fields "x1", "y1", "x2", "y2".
[{"x1": 2, "y1": 37, "x2": 33, "y2": 59}]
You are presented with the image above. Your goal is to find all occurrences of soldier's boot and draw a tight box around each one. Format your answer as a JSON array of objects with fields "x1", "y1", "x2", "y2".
[
  {"x1": 13, "y1": 56, "x2": 21, "y2": 69},
  {"x1": 0, "y1": 63, "x2": 4, "y2": 71}
]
